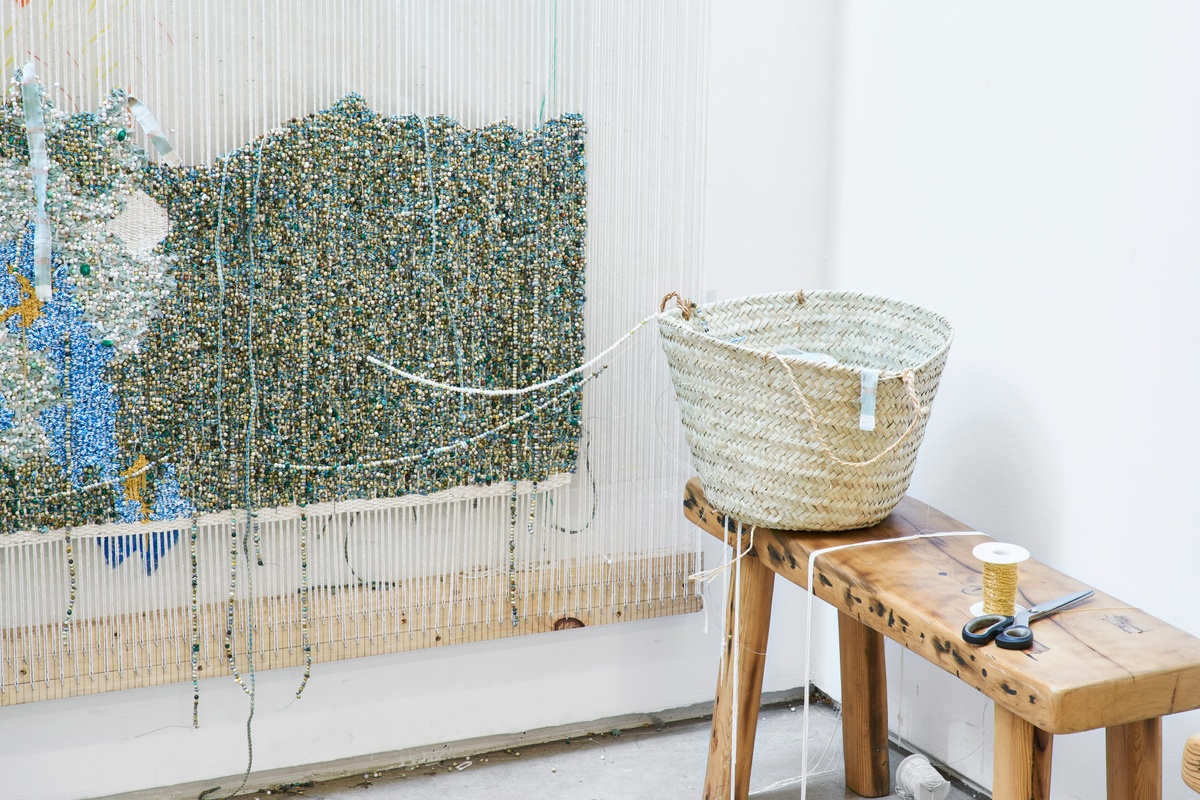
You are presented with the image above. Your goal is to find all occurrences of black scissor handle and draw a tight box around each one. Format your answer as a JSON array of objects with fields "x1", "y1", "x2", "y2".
[
  {"x1": 996, "y1": 624, "x2": 1033, "y2": 650},
  {"x1": 961, "y1": 613, "x2": 1013, "y2": 645}
]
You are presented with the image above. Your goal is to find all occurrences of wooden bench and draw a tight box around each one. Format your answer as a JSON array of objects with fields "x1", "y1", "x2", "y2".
[{"x1": 683, "y1": 478, "x2": 1200, "y2": 800}]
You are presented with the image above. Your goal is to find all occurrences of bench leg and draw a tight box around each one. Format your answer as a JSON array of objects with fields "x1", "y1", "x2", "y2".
[
  {"x1": 993, "y1": 704, "x2": 1053, "y2": 800},
  {"x1": 1106, "y1": 718, "x2": 1161, "y2": 800},
  {"x1": 702, "y1": 551, "x2": 775, "y2": 800},
  {"x1": 838, "y1": 612, "x2": 890, "y2": 797}
]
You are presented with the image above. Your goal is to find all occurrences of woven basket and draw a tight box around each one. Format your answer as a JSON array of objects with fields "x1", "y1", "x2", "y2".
[{"x1": 658, "y1": 291, "x2": 953, "y2": 531}]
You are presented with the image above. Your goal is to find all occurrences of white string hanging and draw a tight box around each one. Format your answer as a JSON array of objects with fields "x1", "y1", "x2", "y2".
[{"x1": 791, "y1": 531, "x2": 987, "y2": 800}]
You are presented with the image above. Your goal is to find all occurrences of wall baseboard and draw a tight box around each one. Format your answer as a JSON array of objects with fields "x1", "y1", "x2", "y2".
[{"x1": 92, "y1": 688, "x2": 809, "y2": 800}]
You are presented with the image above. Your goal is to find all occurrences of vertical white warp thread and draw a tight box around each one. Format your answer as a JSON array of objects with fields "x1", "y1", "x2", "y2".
[{"x1": 731, "y1": 521, "x2": 743, "y2": 796}]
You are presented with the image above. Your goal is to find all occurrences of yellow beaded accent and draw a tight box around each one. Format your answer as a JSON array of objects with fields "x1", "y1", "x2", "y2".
[
  {"x1": 0, "y1": 266, "x2": 43, "y2": 329},
  {"x1": 121, "y1": 454, "x2": 153, "y2": 521},
  {"x1": 982, "y1": 561, "x2": 1020, "y2": 615}
]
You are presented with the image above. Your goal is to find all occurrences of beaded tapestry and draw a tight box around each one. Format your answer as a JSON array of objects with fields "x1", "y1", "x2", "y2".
[
  {"x1": 0, "y1": 10, "x2": 712, "y2": 751},
  {"x1": 0, "y1": 86, "x2": 587, "y2": 540}
]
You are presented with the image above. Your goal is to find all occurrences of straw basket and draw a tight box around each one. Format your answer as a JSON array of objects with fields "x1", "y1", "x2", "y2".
[{"x1": 658, "y1": 291, "x2": 953, "y2": 531}]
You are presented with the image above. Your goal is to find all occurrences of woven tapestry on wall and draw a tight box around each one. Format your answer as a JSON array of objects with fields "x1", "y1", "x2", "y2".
[{"x1": 1, "y1": 85, "x2": 587, "y2": 536}]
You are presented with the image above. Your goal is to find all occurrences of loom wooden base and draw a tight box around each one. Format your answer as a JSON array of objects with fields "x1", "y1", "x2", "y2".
[
  {"x1": 0, "y1": 554, "x2": 701, "y2": 706},
  {"x1": 685, "y1": 478, "x2": 1200, "y2": 800}
]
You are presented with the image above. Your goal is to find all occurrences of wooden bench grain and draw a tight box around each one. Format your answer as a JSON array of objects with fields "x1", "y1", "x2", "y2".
[{"x1": 684, "y1": 477, "x2": 1200, "y2": 800}]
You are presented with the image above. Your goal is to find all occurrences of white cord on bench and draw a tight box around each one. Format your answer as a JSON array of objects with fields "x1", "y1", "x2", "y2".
[{"x1": 794, "y1": 530, "x2": 987, "y2": 800}]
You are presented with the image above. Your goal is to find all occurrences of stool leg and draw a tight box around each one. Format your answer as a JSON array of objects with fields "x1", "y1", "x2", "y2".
[
  {"x1": 1106, "y1": 718, "x2": 1161, "y2": 800},
  {"x1": 838, "y1": 612, "x2": 890, "y2": 797},
  {"x1": 702, "y1": 552, "x2": 775, "y2": 800},
  {"x1": 993, "y1": 704, "x2": 1053, "y2": 800}
]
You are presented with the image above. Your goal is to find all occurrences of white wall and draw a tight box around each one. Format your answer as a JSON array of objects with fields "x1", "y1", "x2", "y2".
[
  {"x1": 829, "y1": 3, "x2": 1200, "y2": 797},
  {"x1": 705, "y1": 0, "x2": 838, "y2": 301},
  {"x1": 702, "y1": 0, "x2": 845, "y2": 752},
  {"x1": 23, "y1": 4, "x2": 1194, "y2": 799},
  {"x1": 0, "y1": 3, "x2": 841, "y2": 799}
]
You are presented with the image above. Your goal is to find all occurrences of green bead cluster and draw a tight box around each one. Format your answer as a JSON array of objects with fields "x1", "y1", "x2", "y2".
[{"x1": 2, "y1": 92, "x2": 587, "y2": 532}]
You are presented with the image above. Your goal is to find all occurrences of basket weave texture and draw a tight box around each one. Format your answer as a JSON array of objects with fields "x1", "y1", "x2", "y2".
[{"x1": 658, "y1": 291, "x2": 953, "y2": 531}]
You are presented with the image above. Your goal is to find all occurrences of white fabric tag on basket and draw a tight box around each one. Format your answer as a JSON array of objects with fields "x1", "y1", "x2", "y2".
[
  {"x1": 859, "y1": 367, "x2": 880, "y2": 431},
  {"x1": 774, "y1": 344, "x2": 838, "y2": 365}
]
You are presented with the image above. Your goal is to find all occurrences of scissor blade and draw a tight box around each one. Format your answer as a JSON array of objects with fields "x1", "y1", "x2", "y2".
[{"x1": 1027, "y1": 589, "x2": 1094, "y2": 620}]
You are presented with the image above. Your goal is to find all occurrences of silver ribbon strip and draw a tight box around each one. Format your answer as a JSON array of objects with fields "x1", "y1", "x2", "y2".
[
  {"x1": 19, "y1": 62, "x2": 52, "y2": 301},
  {"x1": 124, "y1": 93, "x2": 183, "y2": 166}
]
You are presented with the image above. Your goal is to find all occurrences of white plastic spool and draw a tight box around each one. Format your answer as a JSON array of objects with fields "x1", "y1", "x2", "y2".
[{"x1": 895, "y1": 753, "x2": 951, "y2": 800}]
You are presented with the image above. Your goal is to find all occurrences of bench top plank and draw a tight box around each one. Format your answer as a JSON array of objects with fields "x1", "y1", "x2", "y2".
[{"x1": 684, "y1": 477, "x2": 1200, "y2": 734}]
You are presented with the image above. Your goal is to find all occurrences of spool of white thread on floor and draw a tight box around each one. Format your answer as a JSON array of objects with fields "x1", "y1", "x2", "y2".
[
  {"x1": 970, "y1": 542, "x2": 1030, "y2": 617},
  {"x1": 895, "y1": 754, "x2": 951, "y2": 800}
]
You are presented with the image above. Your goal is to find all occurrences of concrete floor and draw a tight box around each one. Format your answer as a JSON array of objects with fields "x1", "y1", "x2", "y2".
[{"x1": 236, "y1": 701, "x2": 985, "y2": 800}]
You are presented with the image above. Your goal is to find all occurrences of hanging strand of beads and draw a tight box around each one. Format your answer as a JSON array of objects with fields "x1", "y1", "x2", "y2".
[
  {"x1": 508, "y1": 488, "x2": 519, "y2": 627},
  {"x1": 223, "y1": 512, "x2": 244, "y2": 688},
  {"x1": 296, "y1": 505, "x2": 312, "y2": 699},
  {"x1": 60, "y1": 333, "x2": 75, "y2": 643}
]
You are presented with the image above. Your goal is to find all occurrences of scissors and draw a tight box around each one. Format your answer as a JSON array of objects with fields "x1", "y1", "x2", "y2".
[{"x1": 961, "y1": 589, "x2": 1094, "y2": 650}]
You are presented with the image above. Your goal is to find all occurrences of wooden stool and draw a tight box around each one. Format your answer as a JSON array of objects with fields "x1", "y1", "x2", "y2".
[{"x1": 684, "y1": 478, "x2": 1200, "y2": 800}]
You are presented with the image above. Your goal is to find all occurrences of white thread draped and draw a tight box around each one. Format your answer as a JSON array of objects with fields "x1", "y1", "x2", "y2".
[
  {"x1": 365, "y1": 313, "x2": 656, "y2": 396},
  {"x1": 796, "y1": 531, "x2": 986, "y2": 800}
]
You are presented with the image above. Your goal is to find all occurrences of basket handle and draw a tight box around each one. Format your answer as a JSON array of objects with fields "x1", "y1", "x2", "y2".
[
  {"x1": 659, "y1": 291, "x2": 695, "y2": 320},
  {"x1": 771, "y1": 353, "x2": 928, "y2": 468}
]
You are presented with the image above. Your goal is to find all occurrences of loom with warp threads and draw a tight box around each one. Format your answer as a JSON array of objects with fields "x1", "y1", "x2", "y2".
[{"x1": 0, "y1": 1, "x2": 708, "y2": 767}]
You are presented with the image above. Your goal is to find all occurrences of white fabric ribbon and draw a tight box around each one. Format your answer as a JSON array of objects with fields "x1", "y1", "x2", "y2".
[
  {"x1": 123, "y1": 92, "x2": 183, "y2": 166},
  {"x1": 19, "y1": 62, "x2": 52, "y2": 301},
  {"x1": 859, "y1": 367, "x2": 880, "y2": 431}
]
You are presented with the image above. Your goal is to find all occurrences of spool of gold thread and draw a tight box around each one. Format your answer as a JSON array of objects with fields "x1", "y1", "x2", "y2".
[{"x1": 973, "y1": 542, "x2": 1030, "y2": 616}]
